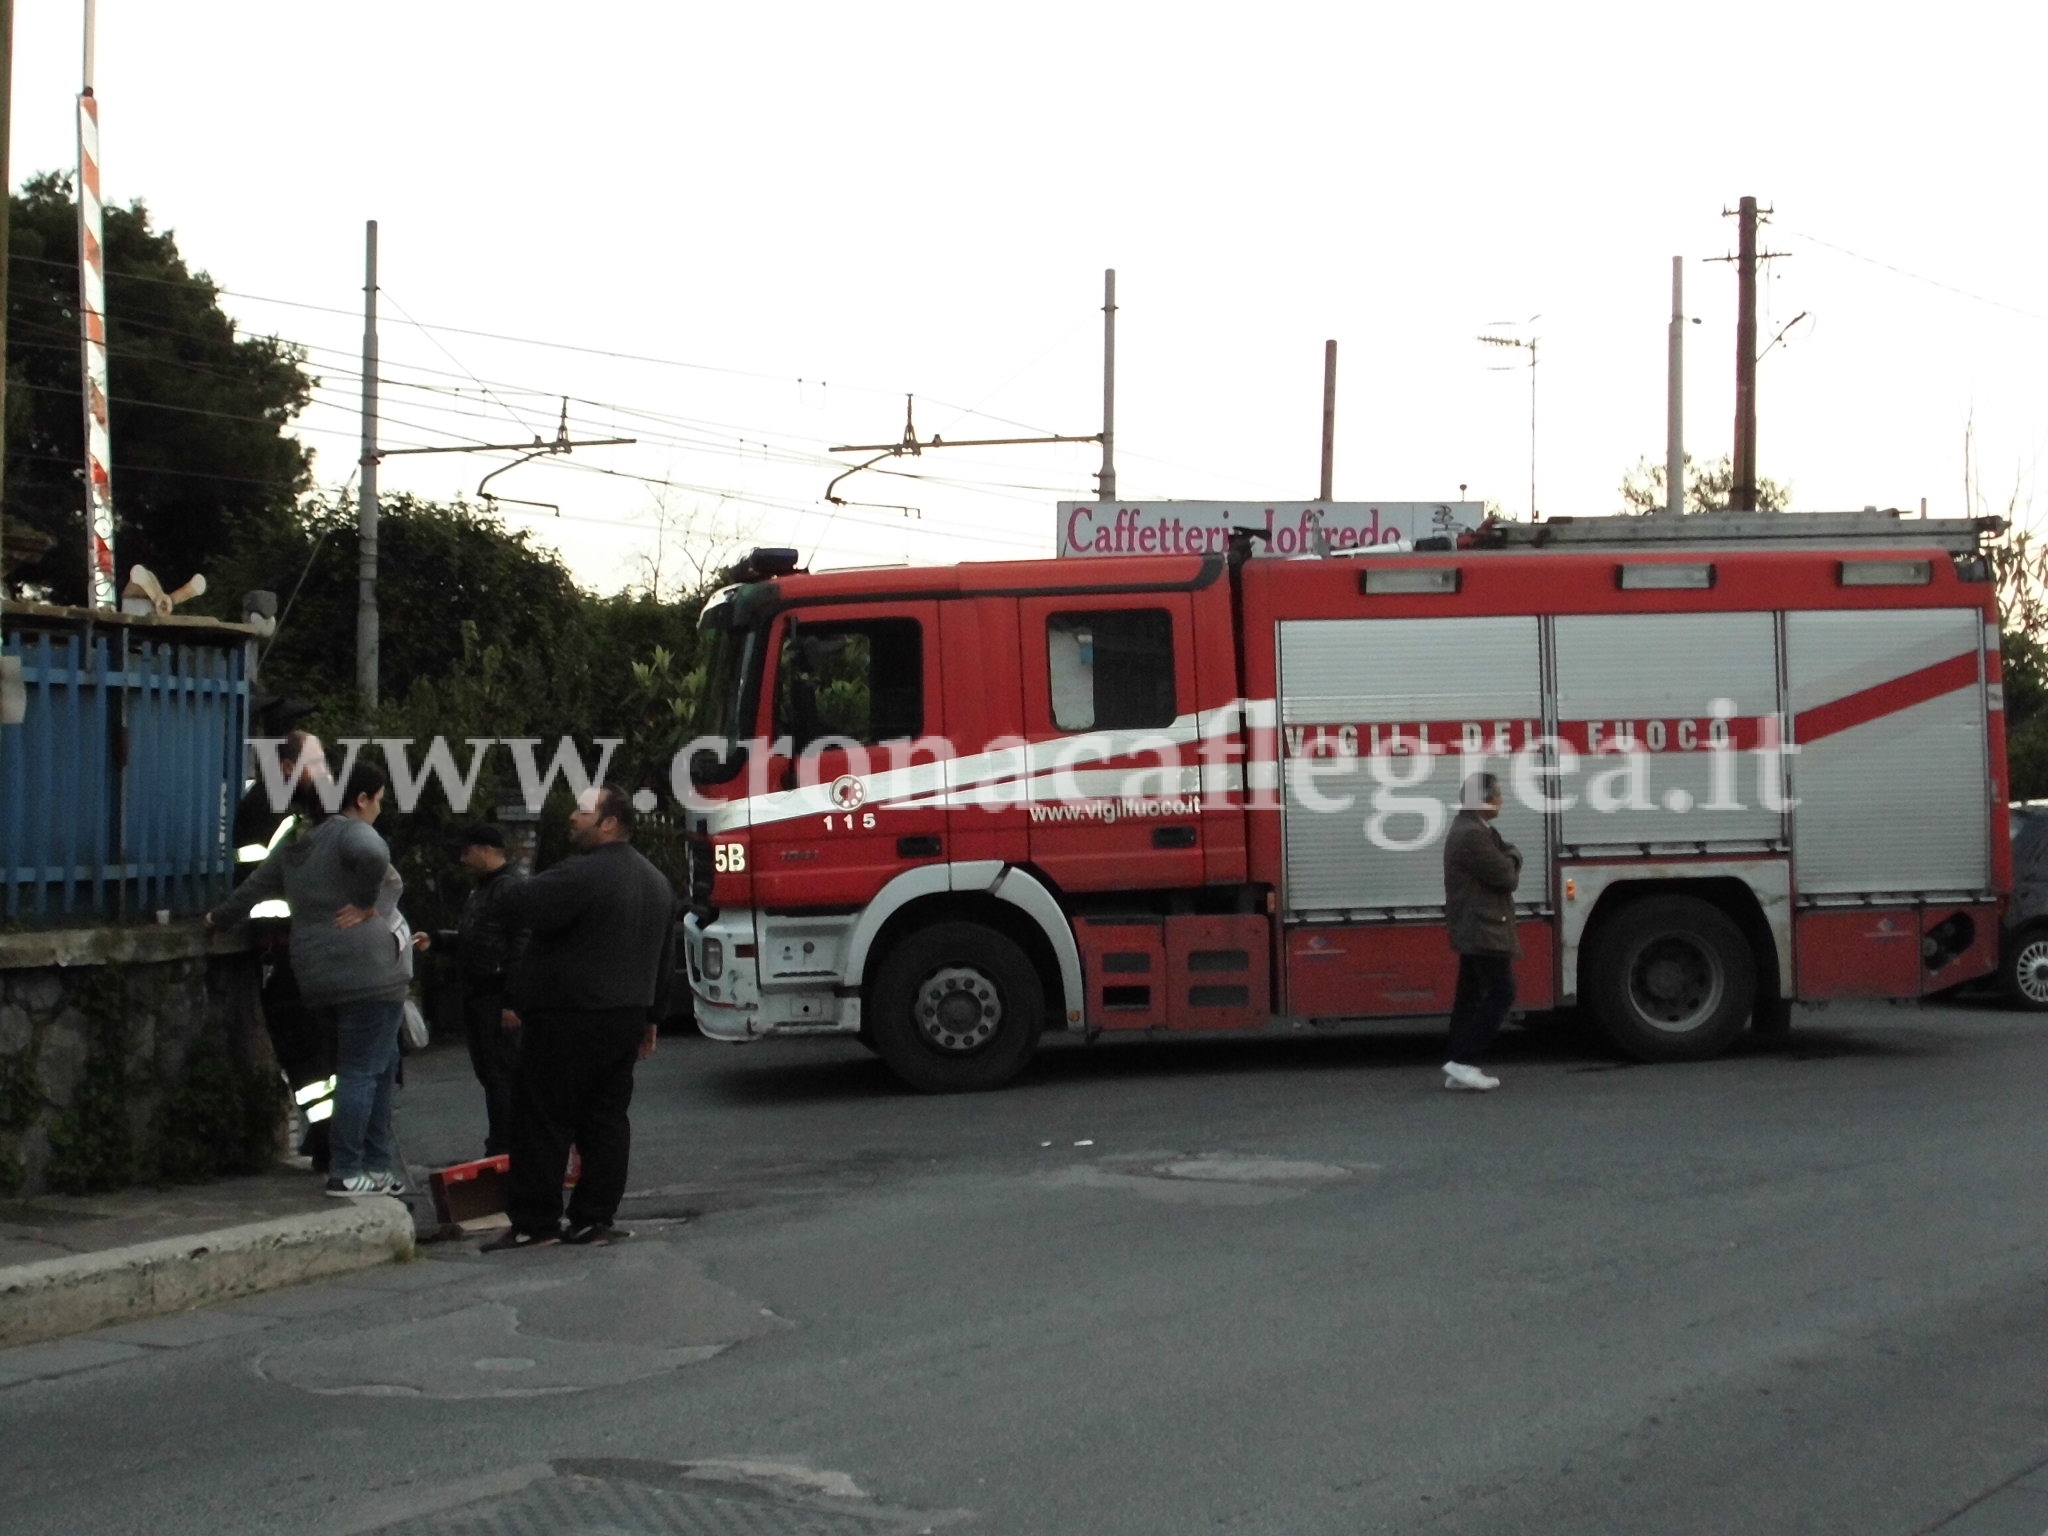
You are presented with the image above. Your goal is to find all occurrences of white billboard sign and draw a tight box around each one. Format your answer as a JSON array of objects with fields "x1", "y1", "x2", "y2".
[{"x1": 1057, "y1": 501, "x2": 1482, "y2": 559}]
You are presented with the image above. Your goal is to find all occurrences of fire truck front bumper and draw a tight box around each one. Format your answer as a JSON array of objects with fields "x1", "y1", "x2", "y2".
[{"x1": 684, "y1": 911, "x2": 861, "y2": 1041}]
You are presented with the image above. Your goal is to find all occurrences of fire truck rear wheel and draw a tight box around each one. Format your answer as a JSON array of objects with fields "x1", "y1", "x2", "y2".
[
  {"x1": 870, "y1": 922, "x2": 1045, "y2": 1092},
  {"x1": 1586, "y1": 895, "x2": 1756, "y2": 1063}
]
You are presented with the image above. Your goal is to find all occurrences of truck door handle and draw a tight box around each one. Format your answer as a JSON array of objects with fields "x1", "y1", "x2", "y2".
[
  {"x1": 1151, "y1": 825, "x2": 1198, "y2": 849},
  {"x1": 897, "y1": 835, "x2": 943, "y2": 858}
]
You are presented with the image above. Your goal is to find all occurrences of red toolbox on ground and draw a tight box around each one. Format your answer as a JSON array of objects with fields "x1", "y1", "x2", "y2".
[
  {"x1": 427, "y1": 1154, "x2": 511, "y2": 1225},
  {"x1": 426, "y1": 1150, "x2": 581, "y2": 1225}
]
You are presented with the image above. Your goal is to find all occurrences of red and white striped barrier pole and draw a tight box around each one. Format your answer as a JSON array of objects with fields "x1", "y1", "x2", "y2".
[{"x1": 76, "y1": 5, "x2": 115, "y2": 610}]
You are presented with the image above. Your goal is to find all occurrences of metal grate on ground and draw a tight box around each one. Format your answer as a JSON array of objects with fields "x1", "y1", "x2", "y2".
[{"x1": 377, "y1": 1469, "x2": 939, "y2": 1536}]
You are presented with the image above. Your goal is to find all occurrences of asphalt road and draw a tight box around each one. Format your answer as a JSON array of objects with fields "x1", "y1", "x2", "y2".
[{"x1": 4, "y1": 1000, "x2": 2048, "y2": 1536}]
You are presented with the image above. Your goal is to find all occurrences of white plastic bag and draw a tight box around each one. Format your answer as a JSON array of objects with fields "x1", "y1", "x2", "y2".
[{"x1": 400, "y1": 997, "x2": 430, "y2": 1053}]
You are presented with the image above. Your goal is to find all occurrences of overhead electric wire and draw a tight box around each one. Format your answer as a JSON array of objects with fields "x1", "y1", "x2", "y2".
[
  {"x1": 6, "y1": 253, "x2": 1125, "y2": 535},
  {"x1": 12, "y1": 250, "x2": 1051, "y2": 425},
  {"x1": 3, "y1": 446, "x2": 306, "y2": 493},
  {"x1": 380, "y1": 284, "x2": 540, "y2": 437},
  {"x1": 1781, "y1": 228, "x2": 2048, "y2": 326}
]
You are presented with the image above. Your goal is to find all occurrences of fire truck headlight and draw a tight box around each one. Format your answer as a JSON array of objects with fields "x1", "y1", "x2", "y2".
[{"x1": 702, "y1": 938, "x2": 724, "y2": 980}]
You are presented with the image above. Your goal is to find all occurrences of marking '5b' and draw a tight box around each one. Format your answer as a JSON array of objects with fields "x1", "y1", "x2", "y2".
[{"x1": 712, "y1": 842, "x2": 747, "y2": 873}]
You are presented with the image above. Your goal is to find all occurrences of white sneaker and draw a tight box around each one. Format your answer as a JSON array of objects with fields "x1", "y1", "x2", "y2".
[{"x1": 1443, "y1": 1061, "x2": 1500, "y2": 1092}]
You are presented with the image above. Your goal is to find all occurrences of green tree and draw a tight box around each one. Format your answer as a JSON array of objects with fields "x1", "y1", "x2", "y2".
[
  {"x1": 233, "y1": 493, "x2": 612, "y2": 712},
  {"x1": 230, "y1": 495, "x2": 714, "y2": 925},
  {"x1": 1620, "y1": 453, "x2": 1791, "y2": 515},
  {"x1": 1992, "y1": 524, "x2": 2048, "y2": 799},
  {"x1": 4, "y1": 173, "x2": 313, "y2": 605}
]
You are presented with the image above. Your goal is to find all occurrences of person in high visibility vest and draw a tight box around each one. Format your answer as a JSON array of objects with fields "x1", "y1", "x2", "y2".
[
  {"x1": 228, "y1": 728, "x2": 340, "y2": 1157},
  {"x1": 210, "y1": 761, "x2": 427, "y2": 1196}
]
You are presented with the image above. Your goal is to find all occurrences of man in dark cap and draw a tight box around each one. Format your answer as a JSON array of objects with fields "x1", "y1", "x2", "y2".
[{"x1": 436, "y1": 823, "x2": 528, "y2": 1155}]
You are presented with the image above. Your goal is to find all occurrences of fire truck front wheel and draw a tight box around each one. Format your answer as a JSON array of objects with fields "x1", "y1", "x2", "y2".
[
  {"x1": 1585, "y1": 895, "x2": 1756, "y2": 1063},
  {"x1": 869, "y1": 922, "x2": 1046, "y2": 1092}
]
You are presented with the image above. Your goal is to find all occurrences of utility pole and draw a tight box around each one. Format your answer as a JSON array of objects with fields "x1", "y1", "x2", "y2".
[
  {"x1": 1097, "y1": 268, "x2": 1116, "y2": 504},
  {"x1": 1714, "y1": 197, "x2": 1789, "y2": 513},
  {"x1": 356, "y1": 219, "x2": 378, "y2": 706},
  {"x1": 1319, "y1": 339, "x2": 1337, "y2": 502},
  {"x1": 77, "y1": 0, "x2": 115, "y2": 607},
  {"x1": 1730, "y1": 197, "x2": 1758, "y2": 512},
  {"x1": 350, "y1": 229, "x2": 630, "y2": 705},
  {"x1": 1666, "y1": 257, "x2": 1684, "y2": 516},
  {"x1": 1527, "y1": 336, "x2": 1537, "y2": 520}
]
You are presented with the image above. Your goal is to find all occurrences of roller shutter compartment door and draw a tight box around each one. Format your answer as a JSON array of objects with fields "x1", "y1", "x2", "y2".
[
  {"x1": 1277, "y1": 616, "x2": 1545, "y2": 916},
  {"x1": 1787, "y1": 608, "x2": 1988, "y2": 895},
  {"x1": 1553, "y1": 612, "x2": 1783, "y2": 851}
]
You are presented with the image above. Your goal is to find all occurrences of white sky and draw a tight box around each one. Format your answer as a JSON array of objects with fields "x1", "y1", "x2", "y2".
[{"x1": 11, "y1": 2, "x2": 2046, "y2": 592}]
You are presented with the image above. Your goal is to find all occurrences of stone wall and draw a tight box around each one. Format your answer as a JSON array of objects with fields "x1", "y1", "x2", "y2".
[{"x1": 0, "y1": 925, "x2": 276, "y2": 1197}]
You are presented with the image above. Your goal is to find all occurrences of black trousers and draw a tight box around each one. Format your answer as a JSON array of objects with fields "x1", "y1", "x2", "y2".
[
  {"x1": 462, "y1": 986, "x2": 519, "y2": 1156},
  {"x1": 505, "y1": 1010, "x2": 647, "y2": 1234},
  {"x1": 1446, "y1": 953, "x2": 1517, "y2": 1064}
]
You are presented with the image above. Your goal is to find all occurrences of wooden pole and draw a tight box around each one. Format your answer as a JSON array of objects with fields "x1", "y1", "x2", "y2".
[{"x1": 1319, "y1": 340, "x2": 1337, "y2": 502}]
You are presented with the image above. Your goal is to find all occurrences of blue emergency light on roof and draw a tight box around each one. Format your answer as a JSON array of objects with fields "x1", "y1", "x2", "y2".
[{"x1": 731, "y1": 548, "x2": 802, "y2": 583}]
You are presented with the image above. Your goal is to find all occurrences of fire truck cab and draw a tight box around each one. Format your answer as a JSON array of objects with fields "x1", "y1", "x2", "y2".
[{"x1": 681, "y1": 512, "x2": 2009, "y2": 1091}]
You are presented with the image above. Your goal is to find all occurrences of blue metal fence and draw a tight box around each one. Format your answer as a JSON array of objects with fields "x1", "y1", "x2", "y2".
[{"x1": 0, "y1": 621, "x2": 250, "y2": 922}]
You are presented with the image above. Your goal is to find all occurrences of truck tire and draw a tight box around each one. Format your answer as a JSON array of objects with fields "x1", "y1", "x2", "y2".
[
  {"x1": 869, "y1": 921, "x2": 1045, "y2": 1092},
  {"x1": 2001, "y1": 923, "x2": 2048, "y2": 1011},
  {"x1": 1585, "y1": 895, "x2": 1756, "y2": 1062}
]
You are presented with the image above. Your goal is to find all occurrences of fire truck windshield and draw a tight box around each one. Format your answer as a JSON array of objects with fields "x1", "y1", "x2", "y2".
[{"x1": 688, "y1": 598, "x2": 763, "y2": 781}]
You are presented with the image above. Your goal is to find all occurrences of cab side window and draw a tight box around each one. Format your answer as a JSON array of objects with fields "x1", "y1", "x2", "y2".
[
  {"x1": 1047, "y1": 609, "x2": 1175, "y2": 731},
  {"x1": 775, "y1": 617, "x2": 924, "y2": 749}
]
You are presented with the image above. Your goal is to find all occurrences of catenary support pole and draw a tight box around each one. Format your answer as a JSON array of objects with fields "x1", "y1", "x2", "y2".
[
  {"x1": 76, "y1": 0, "x2": 115, "y2": 607},
  {"x1": 1320, "y1": 339, "x2": 1337, "y2": 502},
  {"x1": 355, "y1": 220, "x2": 379, "y2": 706},
  {"x1": 1096, "y1": 268, "x2": 1116, "y2": 504},
  {"x1": 1731, "y1": 195, "x2": 1758, "y2": 512},
  {"x1": 1666, "y1": 256, "x2": 1684, "y2": 516}
]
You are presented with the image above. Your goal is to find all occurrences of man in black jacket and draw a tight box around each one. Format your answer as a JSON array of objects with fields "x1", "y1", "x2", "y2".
[
  {"x1": 487, "y1": 787, "x2": 676, "y2": 1250},
  {"x1": 1441, "y1": 772, "x2": 1522, "y2": 1092},
  {"x1": 438, "y1": 824, "x2": 526, "y2": 1156}
]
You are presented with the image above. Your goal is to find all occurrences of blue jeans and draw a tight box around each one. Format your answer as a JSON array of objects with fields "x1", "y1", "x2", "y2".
[{"x1": 332, "y1": 999, "x2": 403, "y2": 1179}]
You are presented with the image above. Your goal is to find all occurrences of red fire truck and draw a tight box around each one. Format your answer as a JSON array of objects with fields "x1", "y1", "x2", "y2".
[{"x1": 679, "y1": 510, "x2": 2009, "y2": 1090}]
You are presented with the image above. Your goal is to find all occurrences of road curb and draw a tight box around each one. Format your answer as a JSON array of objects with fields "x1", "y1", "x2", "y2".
[{"x1": 0, "y1": 1197, "x2": 415, "y2": 1349}]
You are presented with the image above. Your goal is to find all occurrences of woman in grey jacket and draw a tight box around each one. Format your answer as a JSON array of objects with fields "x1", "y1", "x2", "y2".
[{"x1": 209, "y1": 762, "x2": 420, "y2": 1196}]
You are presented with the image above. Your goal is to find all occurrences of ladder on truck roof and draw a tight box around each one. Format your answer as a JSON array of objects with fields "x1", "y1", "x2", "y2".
[{"x1": 1451, "y1": 509, "x2": 2002, "y2": 556}]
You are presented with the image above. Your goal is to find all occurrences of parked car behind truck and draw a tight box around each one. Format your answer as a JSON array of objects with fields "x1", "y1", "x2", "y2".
[{"x1": 2001, "y1": 804, "x2": 2048, "y2": 1008}]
